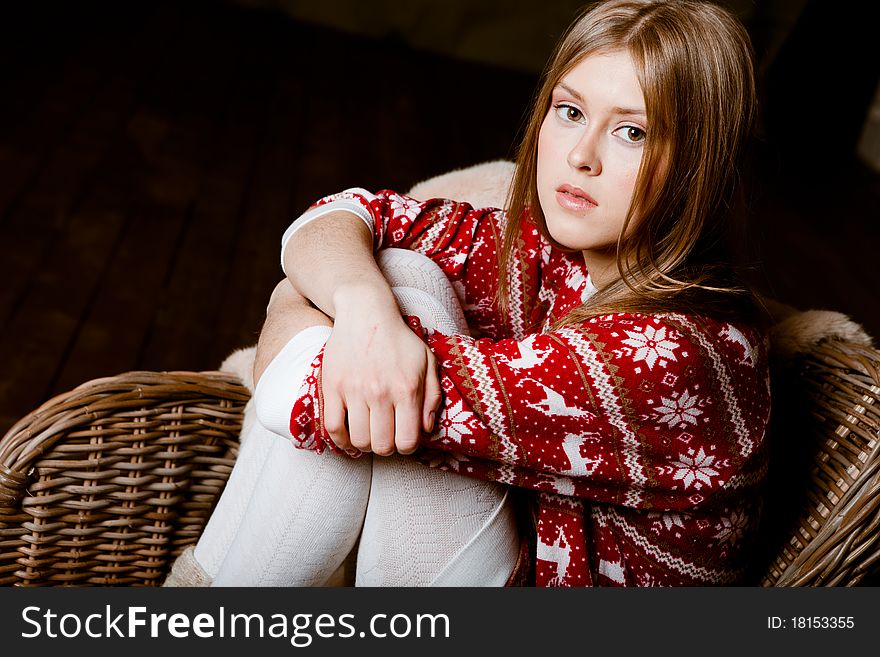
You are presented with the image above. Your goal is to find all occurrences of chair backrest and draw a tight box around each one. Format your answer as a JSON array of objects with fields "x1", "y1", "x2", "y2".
[{"x1": 1, "y1": 340, "x2": 878, "y2": 586}]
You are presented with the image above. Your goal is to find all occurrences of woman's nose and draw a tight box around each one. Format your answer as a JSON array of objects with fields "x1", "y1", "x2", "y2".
[{"x1": 567, "y1": 130, "x2": 601, "y2": 174}]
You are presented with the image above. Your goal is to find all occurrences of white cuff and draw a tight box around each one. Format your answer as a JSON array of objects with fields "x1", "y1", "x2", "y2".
[
  {"x1": 253, "y1": 325, "x2": 332, "y2": 440},
  {"x1": 281, "y1": 189, "x2": 376, "y2": 275}
]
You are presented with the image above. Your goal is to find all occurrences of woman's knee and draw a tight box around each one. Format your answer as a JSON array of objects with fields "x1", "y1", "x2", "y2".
[
  {"x1": 266, "y1": 279, "x2": 305, "y2": 314},
  {"x1": 254, "y1": 281, "x2": 332, "y2": 385}
]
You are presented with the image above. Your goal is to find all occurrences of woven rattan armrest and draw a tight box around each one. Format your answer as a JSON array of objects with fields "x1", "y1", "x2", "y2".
[{"x1": 0, "y1": 371, "x2": 248, "y2": 586}]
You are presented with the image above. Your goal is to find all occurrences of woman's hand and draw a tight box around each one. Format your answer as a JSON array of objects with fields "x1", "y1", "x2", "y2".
[{"x1": 320, "y1": 285, "x2": 442, "y2": 456}]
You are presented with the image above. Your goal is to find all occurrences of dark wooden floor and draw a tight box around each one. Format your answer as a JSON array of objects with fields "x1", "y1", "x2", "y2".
[{"x1": 1, "y1": 0, "x2": 879, "y2": 436}]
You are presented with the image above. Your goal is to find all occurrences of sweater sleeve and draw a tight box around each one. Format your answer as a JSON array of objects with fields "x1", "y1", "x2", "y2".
[
  {"x1": 416, "y1": 313, "x2": 771, "y2": 512},
  {"x1": 289, "y1": 311, "x2": 771, "y2": 513},
  {"x1": 283, "y1": 188, "x2": 548, "y2": 340}
]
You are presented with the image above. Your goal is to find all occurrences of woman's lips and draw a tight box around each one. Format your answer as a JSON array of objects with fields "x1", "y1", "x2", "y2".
[{"x1": 556, "y1": 184, "x2": 597, "y2": 212}]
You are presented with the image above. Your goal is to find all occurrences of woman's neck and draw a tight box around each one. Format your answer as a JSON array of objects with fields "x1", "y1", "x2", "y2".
[{"x1": 580, "y1": 250, "x2": 619, "y2": 289}]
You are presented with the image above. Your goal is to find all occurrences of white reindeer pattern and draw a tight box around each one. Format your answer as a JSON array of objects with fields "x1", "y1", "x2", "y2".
[
  {"x1": 501, "y1": 336, "x2": 553, "y2": 370},
  {"x1": 719, "y1": 325, "x2": 757, "y2": 367},
  {"x1": 537, "y1": 527, "x2": 572, "y2": 585},
  {"x1": 517, "y1": 378, "x2": 592, "y2": 418},
  {"x1": 560, "y1": 432, "x2": 603, "y2": 476}
]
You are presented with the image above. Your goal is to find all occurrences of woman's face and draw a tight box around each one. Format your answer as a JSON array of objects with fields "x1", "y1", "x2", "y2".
[{"x1": 537, "y1": 50, "x2": 646, "y2": 270}]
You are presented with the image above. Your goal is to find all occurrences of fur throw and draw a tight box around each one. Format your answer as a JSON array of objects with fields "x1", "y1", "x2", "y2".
[{"x1": 408, "y1": 159, "x2": 516, "y2": 209}]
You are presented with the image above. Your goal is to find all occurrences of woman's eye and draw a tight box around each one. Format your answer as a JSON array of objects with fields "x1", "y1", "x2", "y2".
[
  {"x1": 617, "y1": 126, "x2": 646, "y2": 143},
  {"x1": 554, "y1": 104, "x2": 584, "y2": 123}
]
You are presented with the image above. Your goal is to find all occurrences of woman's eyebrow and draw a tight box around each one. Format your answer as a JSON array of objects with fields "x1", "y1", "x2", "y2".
[
  {"x1": 556, "y1": 83, "x2": 584, "y2": 102},
  {"x1": 611, "y1": 106, "x2": 646, "y2": 117},
  {"x1": 555, "y1": 83, "x2": 646, "y2": 118}
]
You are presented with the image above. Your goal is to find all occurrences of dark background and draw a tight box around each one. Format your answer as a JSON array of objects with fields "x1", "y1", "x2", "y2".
[{"x1": 0, "y1": 0, "x2": 878, "y2": 435}]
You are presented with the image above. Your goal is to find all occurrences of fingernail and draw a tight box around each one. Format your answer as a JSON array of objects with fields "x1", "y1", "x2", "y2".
[{"x1": 428, "y1": 411, "x2": 436, "y2": 430}]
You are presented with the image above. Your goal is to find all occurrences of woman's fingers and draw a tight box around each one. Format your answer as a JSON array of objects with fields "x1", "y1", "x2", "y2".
[
  {"x1": 368, "y1": 404, "x2": 395, "y2": 456},
  {"x1": 323, "y1": 393, "x2": 352, "y2": 452},
  {"x1": 422, "y1": 351, "x2": 442, "y2": 433},
  {"x1": 346, "y1": 402, "x2": 372, "y2": 453},
  {"x1": 394, "y1": 401, "x2": 422, "y2": 455},
  {"x1": 345, "y1": 401, "x2": 422, "y2": 455}
]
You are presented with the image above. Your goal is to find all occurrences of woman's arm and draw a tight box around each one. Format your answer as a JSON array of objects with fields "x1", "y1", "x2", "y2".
[
  {"x1": 264, "y1": 186, "x2": 543, "y2": 458},
  {"x1": 291, "y1": 188, "x2": 546, "y2": 341},
  {"x1": 283, "y1": 210, "x2": 394, "y2": 321},
  {"x1": 277, "y1": 211, "x2": 442, "y2": 457},
  {"x1": 253, "y1": 280, "x2": 332, "y2": 386}
]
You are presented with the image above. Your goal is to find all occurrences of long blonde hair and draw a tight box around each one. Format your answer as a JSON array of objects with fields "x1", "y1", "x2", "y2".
[{"x1": 501, "y1": 0, "x2": 762, "y2": 325}]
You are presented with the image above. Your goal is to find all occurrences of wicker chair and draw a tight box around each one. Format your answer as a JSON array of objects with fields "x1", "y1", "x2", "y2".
[
  {"x1": 1, "y1": 334, "x2": 878, "y2": 587},
  {"x1": 5, "y1": 161, "x2": 876, "y2": 587}
]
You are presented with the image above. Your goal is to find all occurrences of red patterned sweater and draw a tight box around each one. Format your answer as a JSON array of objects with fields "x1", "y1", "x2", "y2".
[{"x1": 286, "y1": 189, "x2": 771, "y2": 587}]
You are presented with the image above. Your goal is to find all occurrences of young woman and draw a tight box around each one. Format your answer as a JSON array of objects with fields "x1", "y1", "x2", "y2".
[{"x1": 179, "y1": 0, "x2": 771, "y2": 587}]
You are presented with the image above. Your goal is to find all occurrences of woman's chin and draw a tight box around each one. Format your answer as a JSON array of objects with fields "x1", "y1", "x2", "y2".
[{"x1": 546, "y1": 229, "x2": 590, "y2": 253}]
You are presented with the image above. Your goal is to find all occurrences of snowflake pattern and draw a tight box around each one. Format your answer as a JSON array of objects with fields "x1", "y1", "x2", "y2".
[
  {"x1": 437, "y1": 399, "x2": 481, "y2": 445},
  {"x1": 670, "y1": 447, "x2": 720, "y2": 490},
  {"x1": 648, "y1": 511, "x2": 688, "y2": 534},
  {"x1": 621, "y1": 325, "x2": 680, "y2": 370},
  {"x1": 713, "y1": 508, "x2": 750, "y2": 546},
  {"x1": 422, "y1": 449, "x2": 470, "y2": 473},
  {"x1": 653, "y1": 389, "x2": 703, "y2": 428},
  {"x1": 389, "y1": 195, "x2": 422, "y2": 223}
]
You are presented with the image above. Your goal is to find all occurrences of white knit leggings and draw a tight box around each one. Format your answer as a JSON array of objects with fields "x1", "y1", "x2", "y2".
[{"x1": 193, "y1": 249, "x2": 519, "y2": 586}]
